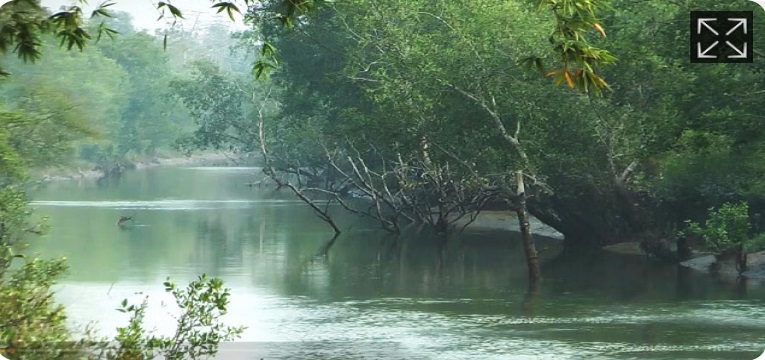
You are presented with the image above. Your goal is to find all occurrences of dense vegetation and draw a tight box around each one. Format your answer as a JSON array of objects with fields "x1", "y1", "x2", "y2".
[
  {"x1": 2, "y1": 0, "x2": 765, "y2": 357},
  {"x1": 0, "y1": 15, "x2": 258, "y2": 174},
  {"x1": 230, "y1": 0, "x2": 765, "y2": 256},
  {"x1": 0, "y1": 3, "x2": 248, "y2": 358}
]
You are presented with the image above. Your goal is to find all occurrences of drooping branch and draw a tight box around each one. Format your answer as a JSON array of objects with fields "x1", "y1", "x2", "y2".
[{"x1": 256, "y1": 89, "x2": 341, "y2": 237}]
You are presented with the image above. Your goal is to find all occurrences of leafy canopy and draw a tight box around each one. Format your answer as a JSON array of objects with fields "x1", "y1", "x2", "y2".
[{"x1": 0, "y1": 0, "x2": 614, "y2": 94}]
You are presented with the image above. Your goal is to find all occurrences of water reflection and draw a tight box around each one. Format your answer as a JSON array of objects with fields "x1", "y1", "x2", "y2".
[{"x1": 27, "y1": 166, "x2": 765, "y2": 359}]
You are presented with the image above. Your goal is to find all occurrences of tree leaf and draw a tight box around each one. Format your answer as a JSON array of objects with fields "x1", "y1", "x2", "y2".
[
  {"x1": 165, "y1": 3, "x2": 184, "y2": 19},
  {"x1": 593, "y1": 23, "x2": 606, "y2": 37},
  {"x1": 563, "y1": 71, "x2": 574, "y2": 89}
]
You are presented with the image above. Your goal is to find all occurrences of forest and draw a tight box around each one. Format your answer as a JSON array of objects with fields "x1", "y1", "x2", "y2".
[{"x1": 1, "y1": 0, "x2": 765, "y2": 358}]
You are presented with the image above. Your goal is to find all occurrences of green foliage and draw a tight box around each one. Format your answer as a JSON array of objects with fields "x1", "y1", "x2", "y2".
[
  {"x1": 247, "y1": 0, "x2": 616, "y2": 93},
  {"x1": 0, "y1": 5, "x2": 252, "y2": 360},
  {"x1": 0, "y1": 13, "x2": 214, "y2": 166},
  {"x1": 0, "y1": 187, "x2": 41, "y2": 264},
  {"x1": 226, "y1": 0, "x2": 765, "y2": 248},
  {"x1": 170, "y1": 60, "x2": 260, "y2": 154},
  {"x1": 95, "y1": 30, "x2": 188, "y2": 157},
  {"x1": 0, "y1": 258, "x2": 82, "y2": 360},
  {"x1": 0, "y1": 125, "x2": 24, "y2": 181},
  {"x1": 0, "y1": 264, "x2": 245, "y2": 359},
  {"x1": 0, "y1": 123, "x2": 74, "y2": 359},
  {"x1": 0, "y1": 107, "x2": 97, "y2": 170},
  {"x1": 0, "y1": 32, "x2": 130, "y2": 168},
  {"x1": 212, "y1": 2, "x2": 243, "y2": 22},
  {"x1": 536, "y1": 0, "x2": 617, "y2": 94},
  {"x1": 0, "y1": 0, "x2": 118, "y2": 75},
  {"x1": 96, "y1": 275, "x2": 245, "y2": 360},
  {"x1": 746, "y1": 232, "x2": 765, "y2": 253},
  {"x1": 682, "y1": 202, "x2": 753, "y2": 255},
  {"x1": 0, "y1": 165, "x2": 243, "y2": 359}
]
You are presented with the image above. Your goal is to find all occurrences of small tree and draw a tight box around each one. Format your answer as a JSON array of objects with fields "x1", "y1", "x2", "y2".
[
  {"x1": 682, "y1": 202, "x2": 753, "y2": 274},
  {"x1": 95, "y1": 274, "x2": 246, "y2": 360},
  {"x1": 683, "y1": 202, "x2": 750, "y2": 254}
]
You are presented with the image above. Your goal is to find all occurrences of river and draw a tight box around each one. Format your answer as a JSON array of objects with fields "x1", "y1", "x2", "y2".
[{"x1": 27, "y1": 166, "x2": 765, "y2": 359}]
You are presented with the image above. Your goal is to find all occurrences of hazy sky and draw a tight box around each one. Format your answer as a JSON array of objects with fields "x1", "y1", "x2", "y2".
[{"x1": 40, "y1": 0, "x2": 248, "y2": 33}]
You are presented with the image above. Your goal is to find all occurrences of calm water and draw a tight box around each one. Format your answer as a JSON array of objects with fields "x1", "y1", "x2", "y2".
[{"x1": 27, "y1": 166, "x2": 765, "y2": 359}]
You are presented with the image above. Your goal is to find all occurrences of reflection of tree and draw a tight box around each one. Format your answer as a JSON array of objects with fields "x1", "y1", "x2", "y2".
[
  {"x1": 279, "y1": 229, "x2": 546, "y2": 299},
  {"x1": 315, "y1": 234, "x2": 340, "y2": 258},
  {"x1": 732, "y1": 277, "x2": 748, "y2": 299},
  {"x1": 95, "y1": 172, "x2": 123, "y2": 188},
  {"x1": 521, "y1": 278, "x2": 541, "y2": 318},
  {"x1": 192, "y1": 215, "x2": 253, "y2": 274},
  {"x1": 675, "y1": 265, "x2": 693, "y2": 300}
]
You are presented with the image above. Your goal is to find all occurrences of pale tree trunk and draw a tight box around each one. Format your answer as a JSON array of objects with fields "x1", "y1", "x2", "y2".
[
  {"x1": 516, "y1": 170, "x2": 541, "y2": 282},
  {"x1": 444, "y1": 83, "x2": 542, "y2": 281}
]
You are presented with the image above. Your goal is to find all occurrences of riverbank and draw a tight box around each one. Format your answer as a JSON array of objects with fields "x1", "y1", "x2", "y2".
[
  {"x1": 449, "y1": 209, "x2": 765, "y2": 286},
  {"x1": 680, "y1": 251, "x2": 765, "y2": 285},
  {"x1": 454, "y1": 210, "x2": 564, "y2": 239},
  {"x1": 602, "y1": 240, "x2": 765, "y2": 284},
  {"x1": 32, "y1": 152, "x2": 249, "y2": 183},
  {"x1": 41, "y1": 155, "x2": 763, "y2": 284}
]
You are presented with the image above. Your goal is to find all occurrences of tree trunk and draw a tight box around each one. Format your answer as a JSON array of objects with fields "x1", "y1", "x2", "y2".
[
  {"x1": 516, "y1": 170, "x2": 541, "y2": 282},
  {"x1": 527, "y1": 182, "x2": 663, "y2": 251}
]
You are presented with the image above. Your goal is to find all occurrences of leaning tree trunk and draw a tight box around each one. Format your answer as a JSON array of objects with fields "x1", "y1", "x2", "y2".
[
  {"x1": 526, "y1": 180, "x2": 661, "y2": 252},
  {"x1": 516, "y1": 170, "x2": 541, "y2": 282}
]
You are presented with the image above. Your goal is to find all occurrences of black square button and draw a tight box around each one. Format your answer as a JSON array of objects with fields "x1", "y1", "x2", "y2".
[{"x1": 690, "y1": 11, "x2": 753, "y2": 63}]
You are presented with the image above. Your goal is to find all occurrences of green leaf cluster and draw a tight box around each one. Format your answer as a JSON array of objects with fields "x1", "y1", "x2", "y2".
[
  {"x1": 96, "y1": 275, "x2": 245, "y2": 360},
  {"x1": 681, "y1": 202, "x2": 757, "y2": 255}
]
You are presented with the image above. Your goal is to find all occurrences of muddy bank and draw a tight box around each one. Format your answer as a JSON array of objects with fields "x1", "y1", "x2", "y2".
[
  {"x1": 601, "y1": 240, "x2": 765, "y2": 284},
  {"x1": 454, "y1": 210, "x2": 564, "y2": 239},
  {"x1": 33, "y1": 152, "x2": 249, "y2": 183},
  {"x1": 680, "y1": 251, "x2": 765, "y2": 286}
]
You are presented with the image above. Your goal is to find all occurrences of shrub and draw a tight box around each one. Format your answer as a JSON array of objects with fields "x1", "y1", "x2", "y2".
[
  {"x1": 1, "y1": 272, "x2": 245, "y2": 359},
  {"x1": 0, "y1": 258, "x2": 84, "y2": 360},
  {"x1": 682, "y1": 201, "x2": 752, "y2": 255},
  {"x1": 92, "y1": 274, "x2": 246, "y2": 360}
]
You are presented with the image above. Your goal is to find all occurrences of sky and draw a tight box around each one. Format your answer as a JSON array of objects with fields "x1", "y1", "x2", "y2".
[{"x1": 40, "y1": 0, "x2": 249, "y2": 33}]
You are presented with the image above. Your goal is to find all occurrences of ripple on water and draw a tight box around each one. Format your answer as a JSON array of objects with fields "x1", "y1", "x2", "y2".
[
  {"x1": 29, "y1": 199, "x2": 335, "y2": 210},
  {"x1": 52, "y1": 283, "x2": 765, "y2": 359},
  {"x1": 182, "y1": 167, "x2": 262, "y2": 171}
]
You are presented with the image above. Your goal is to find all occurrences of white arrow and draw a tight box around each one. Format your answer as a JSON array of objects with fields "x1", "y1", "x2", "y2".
[
  {"x1": 698, "y1": 18, "x2": 719, "y2": 35},
  {"x1": 726, "y1": 41, "x2": 747, "y2": 58},
  {"x1": 698, "y1": 41, "x2": 719, "y2": 58},
  {"x1": 726, "y1": 18, "x2": 748, "y2": 35},
  {"x1": 748, "y1": 0, "x2": 765, "y2": 13}
]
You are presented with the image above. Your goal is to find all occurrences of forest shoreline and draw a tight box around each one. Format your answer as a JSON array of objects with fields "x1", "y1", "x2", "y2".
[
  {"x1": 34, "y1": 155, "x2": 765, "y2": 283},
  {"x1": 31, "y1": 151, "x2": 248, "y2": 183},
  {"x1": 603, "y1": 241, "x2": 765, "y2": 284},
  {"x1": 680, "y1": 251, "x2": 765, "y2": 286}
]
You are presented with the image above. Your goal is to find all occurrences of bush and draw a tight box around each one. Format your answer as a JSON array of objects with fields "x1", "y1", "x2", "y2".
[
  {"x1": 746, "y1": 232, "x2": 765, "y2": 253},
  {"x1": 681, "y1": 201, "x2": 754, "y2": 255},
  {"x1": 92, "y1": 274, "x2": 246, "y2": 360},
  {"x1": 0, "y1": 258, "x2": 84, "y2": 360},
  {"x1": 2, "y1": 274, "x2": 245, "y2": 359}
]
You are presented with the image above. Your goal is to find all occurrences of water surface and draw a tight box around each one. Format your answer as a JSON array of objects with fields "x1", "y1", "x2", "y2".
[{"x1": 28, "y1": 166, "x2": 765, "y2": 359}]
